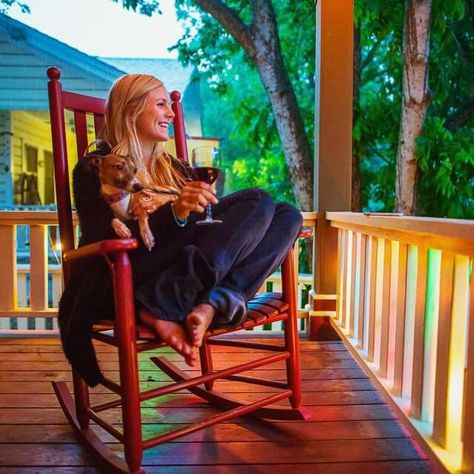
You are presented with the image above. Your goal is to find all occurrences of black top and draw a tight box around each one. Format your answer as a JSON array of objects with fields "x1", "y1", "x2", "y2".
[{"x1": 58, "y1": 144, "x2": 192, "y2": 386}]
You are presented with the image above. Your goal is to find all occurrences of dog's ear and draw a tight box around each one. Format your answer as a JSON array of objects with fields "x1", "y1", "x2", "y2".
[{"x1": 86, "y1": 154, "x2": 102, "y2": 169}]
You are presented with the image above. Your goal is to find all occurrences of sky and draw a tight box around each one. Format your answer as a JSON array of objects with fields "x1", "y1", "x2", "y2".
[{"x1": 6, "y1": 0, "x2": 184, "y2": 58}]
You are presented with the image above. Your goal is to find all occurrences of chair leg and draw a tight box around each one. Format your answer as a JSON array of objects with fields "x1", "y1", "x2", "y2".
[
  {"x1": 113, "y1": 251, "x2": 143, "y2": 472},
  {"x1": 281, "y1": 246, "x2": 303, "y2": 409},
  {"x1": 284, "y1": 316, "x2": 303, "y2": 409},
  {"x1": 199, "y1": 341, "x2": 214, "y2": 390}
]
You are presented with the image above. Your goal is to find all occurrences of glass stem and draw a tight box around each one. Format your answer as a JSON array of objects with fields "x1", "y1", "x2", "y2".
[{"x1": 206, "y1": 203, "x2": 213, "y2": 221}]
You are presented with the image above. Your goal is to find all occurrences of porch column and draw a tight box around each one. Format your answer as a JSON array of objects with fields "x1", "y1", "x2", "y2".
[{"x1": 311, "y1": 0, "x2": 353, "y2": 337}]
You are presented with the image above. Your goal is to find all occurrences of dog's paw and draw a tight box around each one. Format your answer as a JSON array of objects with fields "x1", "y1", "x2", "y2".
[
  {"x1": 112, "y1": 218, "x2": 132, "y2": 238},
  {"x1": 142, "y1": 231, "x2": 155, "y2": 251}
]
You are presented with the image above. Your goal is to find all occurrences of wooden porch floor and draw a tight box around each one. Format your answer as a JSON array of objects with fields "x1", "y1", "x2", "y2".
[{"x1": 0, "y1": 336, "x2": 437, "y2": 473}]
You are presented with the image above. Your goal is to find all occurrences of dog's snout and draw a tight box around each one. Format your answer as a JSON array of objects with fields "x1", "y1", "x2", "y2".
[{"x1": 133, "y1": 182, "x2": 144, "y2": 192}]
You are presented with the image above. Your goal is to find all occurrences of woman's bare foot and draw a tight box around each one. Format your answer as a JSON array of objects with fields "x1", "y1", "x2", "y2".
[
  {"x1": 139, "y1": 309, "x2": 197, "y2": 366},
  {"x1": 186, "y1": 303, "x2": 215, "y2": 348}
]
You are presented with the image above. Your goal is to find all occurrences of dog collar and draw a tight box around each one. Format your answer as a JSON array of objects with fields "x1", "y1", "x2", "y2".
[{"x1": 101, "y1": 190, "x2": 129, "y2": 204}]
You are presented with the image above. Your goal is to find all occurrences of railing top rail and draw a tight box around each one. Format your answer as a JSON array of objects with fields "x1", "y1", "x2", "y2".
[
  {"x1": 0, "y1": 210, "x2": 316, "y2": 228},
  {"x1": 326, "y1": 211, "x2": 474, "y2": 256},
  {"x1": 301, "y1": 211, "x2": 317, "y2": 227},
  {"x1": 0, "y1": 211, "x2": 79, "y2": 225}
]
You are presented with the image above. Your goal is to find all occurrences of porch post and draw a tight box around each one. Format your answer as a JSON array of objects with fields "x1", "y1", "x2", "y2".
[{"x1": 311, "y1": 0, "x2": 353, "y2": 338}]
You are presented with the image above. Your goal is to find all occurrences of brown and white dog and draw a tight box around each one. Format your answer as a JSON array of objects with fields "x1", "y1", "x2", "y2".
[{"x1": 88, "y1": 153, "x2": 155, "y2": 251}]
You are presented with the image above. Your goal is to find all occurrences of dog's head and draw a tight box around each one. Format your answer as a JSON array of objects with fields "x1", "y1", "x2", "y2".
[{"x1": 87, "y1": 153, "x2": 143, "y2": 192}]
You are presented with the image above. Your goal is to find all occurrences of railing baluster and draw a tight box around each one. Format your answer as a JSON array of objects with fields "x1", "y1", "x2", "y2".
[
  {"x1": 338, "y1": 229, "x2": 348, "y2": 329},
  {"x1": 30, "y1": 224, "x2": 48, "y2": 311},
  {"x1": 386, "y1": 241, "x2": 400, "y2": 387},
  {"x1": 348, "y1": 231, "x2": 358, "y2": 337},
  {"x1": 0, "y1": 224, "x2": 17, "y2": 311},
  {"x1": 433, "y1": 251, "x2": 455, "y2": 446},
  {"x1": 378, "y1": 238, "x2": 392, "y2": 378},
  {"x1": 367, "y1": 235, "x2": 378, "y2": 361},
  {"x1": 423, "y1": 250, "x2": 442, "y2": 423},
  {"x1": 392, "y1": 242, "x2": 408, "y2": 396},
  {"x1": 356, "y1": 233, "x2": 367, "y2": 349},
  {"x1": 445, "y1": 255, "x2": 469, "y2": 453},
  {"x1": 0, "y1": 224, "x2": 16, "y2": 330},
  {"x1": 410, "y1": 246, "x2": 428, "y2": 420},
  {"x1": 402, "y1": 244, "x2": 418, "y2": 400},
  {"x1": 462, "y1": 258, "x2": 474, "y2": 473},
  {"x1": 51, "y1": 266, "x2": 63, "y2": 307},
  {"x1": 336, "y1": 228, "x2": 343, "y2": 327}
]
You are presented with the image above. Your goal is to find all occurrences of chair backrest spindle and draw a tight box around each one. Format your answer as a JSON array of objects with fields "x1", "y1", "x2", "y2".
[
  {"x1": 170, "y1": 90, "x2": 188, "y2": 163},
  {"x1": 47, "y1": 67, "x2": 75, "y2": 259}
]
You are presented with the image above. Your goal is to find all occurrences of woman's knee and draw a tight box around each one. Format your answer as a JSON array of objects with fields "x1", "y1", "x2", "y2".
[
  {"x1": 231, "y1": 187, "x2": 274, "y2": 214},
  {"x1": 276, "y1": 202, "x2": 303, "y2": 235}
]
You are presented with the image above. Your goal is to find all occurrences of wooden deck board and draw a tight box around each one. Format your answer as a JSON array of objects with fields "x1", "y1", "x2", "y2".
[{"x1": 0, "y1": 337, "x2": 436, "y2": 473}]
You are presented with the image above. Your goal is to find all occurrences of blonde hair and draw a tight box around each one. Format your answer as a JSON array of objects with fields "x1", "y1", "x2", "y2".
[{"x1": 101, "y1": 73, "x2": 187, "y2": 190}]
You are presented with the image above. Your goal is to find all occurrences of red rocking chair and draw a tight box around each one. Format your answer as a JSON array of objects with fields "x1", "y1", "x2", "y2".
[{"x1": 47, "y1": 66, "x2": 309, "y2": 473}]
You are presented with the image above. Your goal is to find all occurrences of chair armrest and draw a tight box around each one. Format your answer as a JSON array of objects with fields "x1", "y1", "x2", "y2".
[{"x1": 63, "y1": 238, "x2": 138, "y2": 262}]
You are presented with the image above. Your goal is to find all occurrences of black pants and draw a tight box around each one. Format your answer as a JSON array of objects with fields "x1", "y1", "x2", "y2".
[{"x1": 134, "y1": 188, "x2": 302, "y2": 328}]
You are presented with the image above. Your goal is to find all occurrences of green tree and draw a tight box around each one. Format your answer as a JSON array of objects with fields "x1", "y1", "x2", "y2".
[
  {"x1": 115, "y1": 0, "x2": 315, "y2": 211},
  {"x1": 0, "y1": 0, "x2": 29, "y2": 14},
  {"x1": 354, "y1": 0, "x2": 474, "y2": 218},
  {"x1": 181, "y1": 1, "x2": 314, "y2": 205}
]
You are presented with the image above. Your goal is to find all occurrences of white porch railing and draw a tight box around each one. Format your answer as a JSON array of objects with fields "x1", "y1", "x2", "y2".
[
  {"x1": 0, "y1": 210, "x2": 316, "y2": 335},
  {"x1": 326, "y1": 212, "x2": 474, "y2": 474}
]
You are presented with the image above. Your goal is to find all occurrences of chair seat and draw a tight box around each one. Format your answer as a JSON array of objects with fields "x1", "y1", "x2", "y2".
[{"x1": 92, "y1": 291, "x2": 289, "y2": 343}]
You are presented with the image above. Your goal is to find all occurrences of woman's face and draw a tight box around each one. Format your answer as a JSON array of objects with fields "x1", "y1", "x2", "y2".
[{"x1": 135, "y1": 86, "x2": 175, "y2": 145}]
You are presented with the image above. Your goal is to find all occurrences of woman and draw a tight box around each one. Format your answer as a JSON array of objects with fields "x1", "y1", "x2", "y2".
[{"x1": 69, "y1": 73, "x2": 302, "y2": 375}]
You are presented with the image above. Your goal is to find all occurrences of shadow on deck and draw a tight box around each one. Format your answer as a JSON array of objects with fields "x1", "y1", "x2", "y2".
[{"x1": 0, "y1": 336, "x2": 438, "y2": 473}]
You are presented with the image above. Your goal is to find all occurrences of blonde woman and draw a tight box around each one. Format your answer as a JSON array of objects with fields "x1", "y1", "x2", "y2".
[{"x1": 62, "y1": 74, "x2": 302, "y2": 383}]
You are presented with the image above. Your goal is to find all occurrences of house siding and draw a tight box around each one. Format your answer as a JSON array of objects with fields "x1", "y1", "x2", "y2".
[
  {"x1": 11, "y1": 111, "x2": 52, "y2": 205},
  {"x1": 0, "y1": 111, "x2": 12, "y2": 206}
]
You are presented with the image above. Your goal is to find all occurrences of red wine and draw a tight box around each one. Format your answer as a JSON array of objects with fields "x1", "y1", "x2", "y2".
[{"x1": 192, "y1": 166, "x2": 220, "y2": 184}]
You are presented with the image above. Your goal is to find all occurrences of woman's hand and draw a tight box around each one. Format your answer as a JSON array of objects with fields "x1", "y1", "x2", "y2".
[
  {"x1": 130, "y1": 190, "x2": 176, "y2": 216},
  {"x1": 172, "y1": 181, "x2": 218, "y2": 220}
]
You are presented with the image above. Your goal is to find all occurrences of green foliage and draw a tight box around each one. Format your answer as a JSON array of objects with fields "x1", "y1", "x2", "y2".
[
  {"x1": 0, "y1": 0, "x2": 30, "y2": 14},
  {"x1": 113, "y1": 0, "x2": 162, "y2": 16},
  {"x1": 354, "y1": 0, "x2": 404, "y2": 212},
  {"x1": 114, "y1": 0, "x2": 314, "y2": 205},
  {"x1": 355, "y1": 0, "x2": 474, "y2": 218},
  {"x1": 171, "y1": 0, "x2": 314, "y2": 204},
  {"x1": 412, "y1": 0, "x2": 474, "y2": 218},
  {"x1": 417, "y1": 118, "x2": 474, "y2": 218}
]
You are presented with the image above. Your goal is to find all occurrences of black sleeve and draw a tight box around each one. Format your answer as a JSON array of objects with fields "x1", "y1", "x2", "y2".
[{"x1": 72, "y1": 159, "x2": 117, "y2": 246}]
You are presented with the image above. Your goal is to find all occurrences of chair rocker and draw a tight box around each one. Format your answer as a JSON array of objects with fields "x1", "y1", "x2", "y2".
[{"x1": 47, "y1": 66, "x2": 310, "y2": 473}]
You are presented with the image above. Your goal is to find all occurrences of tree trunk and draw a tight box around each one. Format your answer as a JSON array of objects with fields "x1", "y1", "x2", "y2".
[
  {"x1": 396, "y1": 0, "x2": 432, "y2": 215},
  {"x1": 193, "y1": 0, "x2": 314, "y2": 211}
]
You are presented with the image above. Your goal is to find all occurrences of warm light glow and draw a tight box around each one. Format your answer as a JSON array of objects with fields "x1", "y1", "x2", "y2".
[
  {"x1": 422, "y1": 249, "x2": 441, "y2": 423},
  {"x1": 445, "y1": 256, "x2": 469, "y2": 455},
  {"x1": 402, "y1": 245, "x2": 418, "y2": 399},
  {"x1": 344, "y1": 230, "x2": 353, "y2": 333},
  {"x1": 373, "y1": 237, "x2": 385, "y2": 367},
  {"x1": 386, "y1": 240, "x2": 400, "y2": 388}
]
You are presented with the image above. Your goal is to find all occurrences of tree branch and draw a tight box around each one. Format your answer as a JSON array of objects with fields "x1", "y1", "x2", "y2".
[{"x1": 193, "y1": 0, "x2": 256, "y2": 58}]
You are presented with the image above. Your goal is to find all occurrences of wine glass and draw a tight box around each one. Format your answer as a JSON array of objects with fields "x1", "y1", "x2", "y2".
[{"x1": 191, "y1": 146, "x2": 223, "y2": 225}]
